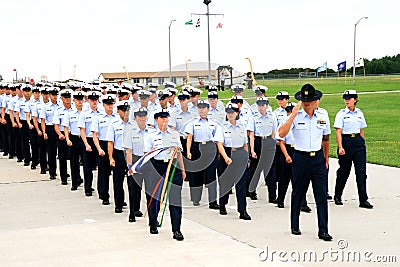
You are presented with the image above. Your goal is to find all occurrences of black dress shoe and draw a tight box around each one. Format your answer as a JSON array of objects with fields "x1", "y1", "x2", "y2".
[
  {"x1": 249, "y1": 192, "x2": 258, "y2": 200},
  {"x1": 17, "y1": 159, "x2": 23, "y2": 163},
  {"x1": 327, "y1": 193, "x2": 333, "y2": 200},
  {"x1": 219, "y1": 206, "x2": 227, "y2": 215},
  {"x1": 334, "y1": 197, "x2": 343, "y2": 205},
  {"x1": 318, "y1": 233, "x2": 333, "y2": 241},
  {"x1": 102, "y1": 200, "x2": 110, "y2": 205},
  {"x1": 239, "y1": 211, "x2": 251, "y2": 220},
  {"x1": 173, "y1": 230, "x2": 184, "y2": 241},
  {"x1": 66, "y1": 174, "x2": 70, "y2": 178},
  {"x1": 85, "y1": 191, "x2": 92, "y2": 197},
  {"x1": 209, "y1": 202, "x2": 220, "y2": 210},
  {"x1": 134, "y1": 210, "x2": 143, "y2": 217},
  {"x1": 359, "y1": 200, "x2": 373, "y2": 209},
  {"x1": 40, "y1": 170, "x2": 46, "y2": 174},
  {"x1": 8, "y1": 155, "x2": 14, "y2": 159},
  {"x1": 91, "y1": 188, "x2": 95, "y2": 192},
  {"x1": 77, "y1": 179, "x2": 83, "y2": 186},
  {"x1": 193, "y1": 201, "x2": 200, "y2": 206},
  {"x1": 123, "y1": 202, "x2": 127, "y2": 207},
  {"x1": 31, "y1": 165, "x2": 36, "y2": 170},
  {"x1": 269, "y1": 198, "x2": 278, "y2": 204},
  {"x1": 128, "y1": 215, "x2": 136, "y2": 222},
  {"x1": 3, "y1": 152, "x2": 8, "y2": 156},
  {"x1": 61, "y1": 181, "x2": 68, "y2": 185},
  {"x1": 115, "y1": 207, "x2": 123, "y2": 213},
  {"x1": 277, "y1": 203, "x2": 284, "y2": 208},
  {"x1": 291, "y1": 229, "x2": 302, "y2": 235},
  {"x1": 23, "y1": 162, "x2": 30, "y2": 166},
  {"x1": 71, "y1": 186, "x2": 77, "y2": 191},
  {"x1": 150, "y1": 226, "x2": 158, "y2": 234},
  {"x1": 301, "y1": 205, "x2": 312, "y2": 213},
  {"x1": 49, "y1": 175, "x2": 56, "y2": 180}
]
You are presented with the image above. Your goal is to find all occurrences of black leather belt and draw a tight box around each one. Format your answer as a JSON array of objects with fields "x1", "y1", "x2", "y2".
[
  {"x1": 342, "y1": 133, "x2": 360, "y2": 138},
  {"x1": 255, "y1": 135, "x2": 271, "y2": 140},
  {"x1": 294, "y1": 149, "x2": 322, "y2": 157}
]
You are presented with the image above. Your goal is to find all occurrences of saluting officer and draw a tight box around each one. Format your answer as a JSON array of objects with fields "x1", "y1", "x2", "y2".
[
  {"x1": 40, "y1": 87, "x2": 60, "y2": 180},
  {"x1": 124, "y1": 107, "x2": 150, "y2": 222},
  {"x1": 185, "y1": 100, "x2": 219, "y2": 209},
  {"x1": 91, "y1": 94, "x2": 117, "y2": 205},
  {"x1": 246, "y1": 97, "x2": 277, "y2": 201},
  {"x1": 78, "y1": 90, "x2": 102, "y2": 196},
  {"x1": 143, "y1": 108, "x2": 186, "y2": 241},
  {"x1": 53, "y1": 89, "x2": 73, "y2": 185},
  {"x1": 64, "y1": 91, "x2": 85, "y2": 190},
  {"x1": 214, "y1": 103, "x2": 251, "y2": 220},
  {"x1": 24, "y1": 86, "x2": 42, "y2": 169},
  {"x1": 278, "y1": 84, "x2": 332, "y2": 242},
  {"x1": 106, "y1": 100, "x2": 130, "y2": 213},
  {"x1": 333, "y1": 90, "x2": 373, "y2": 209}
]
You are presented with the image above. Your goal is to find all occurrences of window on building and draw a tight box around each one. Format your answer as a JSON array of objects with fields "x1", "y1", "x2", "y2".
[
  {"x1": 158, "y1": 78, "x2": 164, "y2": 85},
  {"x1": 146, "y1": 78, "x2": 152, "y2": 84},
  {"x1": 171, "y1": 77, "x2": 177, "y2": 84},
  {"x1": 133, "y1": 78, "x2": 139, "y2": 83}
]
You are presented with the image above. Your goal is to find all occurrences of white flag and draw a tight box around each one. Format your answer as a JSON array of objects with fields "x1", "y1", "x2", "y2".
[{"x1": 355, "y1": 58, "x2": 364, "y2": 67}]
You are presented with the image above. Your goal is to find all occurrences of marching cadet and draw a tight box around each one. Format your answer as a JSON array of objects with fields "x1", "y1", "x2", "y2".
[
  {"x1": 206, "y1": 85, "x2": 225, "y2": 110},
  {"x1": 91, "y1": 94, "x2": 117, "y2": 205},
  {"x1": 230, "y1": 95, "x2": 251, "y2": 126},
  {"x1": 333, "y1": 90, "x2": 373, "y2": 209},
  {"x1": 231, "y1": 84, "x2": 251, "y2": 115},
  {"x1": 207, "y1": 91, "x2": 226, "y2": 125},
  {"x1": 118, "y1": 87, "x2": 131, "y2": 101},
  {"x1": 124, "y1": 107, "x2": 150, "y2": 222},
  {"x1": 166, "y1": 87, "x2": 180, "y2": 112},
  {"x1": 250, "y1": 85, "x2": 272, "y2": 115},
  {"x1": 246, "y1": 97, "x2": 277, "y2": 201},
  {"x1": 78, "y1": 90, "x2": 102, "y2": 196},
  {"x1": 40, "y1": 87, "x2": 60, "y2": 180},
  {"x1": 129, "y1": 85, "x2": 141, "y2": 110},
  {"x1": 0, "y1": 84, "x2": 5, "y2": 153},
  {"x1": 64, "y1": 91, "x2": 85, "y2": 191},
  {"x1": 106, "y1": 100, "x2": 130, "y2": 213},
  {"x1": 278, "y1": 84, "x2": 332, "y2": 242},
  {"x1": 147, "y1": 84, "x2": 160, "y2": 113},
  {"x1": 187, "y1": 87, "x2": 202, "y2": 113},
  {"x1": 53, "y1": 89, "x2": 73, "y2": 185},
  {"x1": 24, "y1": 86, "x2": 41, "y2": 169},
  {"x1": 186, "y1": 100, "x2": 219, "y2": 209},
  {"x1": 147, "y1": 90, "x2": 171, "y2": 128},
  {"x1": 1, "y1": 84, "x2": 12, "y2": 157},
  {"x1": 32, "y1": 87, "x2": 49, "y2": 174},
  {"x1": 169, "y1": 91, "x2": 198, "y2": 158},
  {"x1": 5, "y1": 85, "x2": 17, "y2": 158},
  {"x1": 15, "y1": 85, "x2": 32, "y2": 166},
  {"x1": 9, "y1": 84, "x2": 25, "y2": 162},
  {"x1": 143, "y1": 108, "x2": 186, "y2": 241},
  {"x1": 214, "y1": 103, "x2": 251, "y2": 220}
]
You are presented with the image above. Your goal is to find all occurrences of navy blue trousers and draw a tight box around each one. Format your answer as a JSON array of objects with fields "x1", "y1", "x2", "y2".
[{"x1": 291, "y1": 150, "x2": 328, "y2": 234}]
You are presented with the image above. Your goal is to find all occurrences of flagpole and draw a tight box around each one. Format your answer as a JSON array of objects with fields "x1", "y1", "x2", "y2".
[{"x1": 353, "y1": 16, "x2": 368, "y2": 85}]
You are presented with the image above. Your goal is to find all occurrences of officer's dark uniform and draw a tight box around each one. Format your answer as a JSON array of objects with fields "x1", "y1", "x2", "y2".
[
  {"x1": 278, "y1": 84, "x2": 332, "y2": 241},
  {"x1": 333, "y1": 90, "x2": 373, "y2": 209},
  {"x1": 143, "y1": 109, "x2": 184, "y2": 241}
]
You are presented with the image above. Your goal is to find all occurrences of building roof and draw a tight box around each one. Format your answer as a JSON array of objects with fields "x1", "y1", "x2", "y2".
[{"x1": 100, "y1": 70, "x2": 220, "y2": 80}]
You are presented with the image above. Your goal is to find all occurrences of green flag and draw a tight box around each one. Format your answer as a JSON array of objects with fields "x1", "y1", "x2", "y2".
[{"x1": 185, "y1": 19, "x2": 193, "y2": 25}]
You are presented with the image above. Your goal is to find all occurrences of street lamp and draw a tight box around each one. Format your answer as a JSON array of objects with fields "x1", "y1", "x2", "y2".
[
  {"x1": 353, "y1": 16, "x2": 368, "y2": 85},
  {"x1": 123, "y1": 66, "x2": 129, "y2": 83},
  {"x1": 168, "y1": 19, "x2": 176, "y2": 82},
  {"x1": 13, "y1": 69, "x2": 17, "y2": 82},
  {"x1": 185, "y1": 59, "x2": 191, "y2": 85}
]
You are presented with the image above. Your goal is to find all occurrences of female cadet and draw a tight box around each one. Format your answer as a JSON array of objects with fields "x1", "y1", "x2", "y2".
[
  {"x1": 214, "y1": 103, "x2": 251, "y2": 220},
  {"x1": 333, "y1": 90, "x2": 373, "y2": 209}
]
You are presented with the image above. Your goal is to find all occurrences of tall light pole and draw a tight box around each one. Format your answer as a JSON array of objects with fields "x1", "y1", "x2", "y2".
[
  {"x1": 168, "y1": 19, "x2": 176, "y2": 82},
  {"x1": 204, "y1": 0, "x2": 211, "y2": 83},
  {"x1": 123, "y1": 66, "x2": 129, "y2": 83},
  {"x1": 185, "y1": 59, "x2": 191, "y2": 85},
  {"x1": 353, "y1": 16, "x2": 368, "y2": 85}
]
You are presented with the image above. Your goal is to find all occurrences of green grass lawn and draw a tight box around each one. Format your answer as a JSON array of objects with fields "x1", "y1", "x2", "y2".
[{"x1": 196, "y1": 76, "x2": 400, "y2": 167}]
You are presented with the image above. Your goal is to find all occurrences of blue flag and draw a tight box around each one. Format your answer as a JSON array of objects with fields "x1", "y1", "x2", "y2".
[
  {"x1": 337, "y1": 61, "x2": 346, "y2": 71},
  {"x1": 317, "y1": 62, "x2": 327, "y2": 72}
]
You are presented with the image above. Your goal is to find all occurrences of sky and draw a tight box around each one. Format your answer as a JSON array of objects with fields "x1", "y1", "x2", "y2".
[{"x1": 0, "y1": 0, "x2": 399, "y2": 82}]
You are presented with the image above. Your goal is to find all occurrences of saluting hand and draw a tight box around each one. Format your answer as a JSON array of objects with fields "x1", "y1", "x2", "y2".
[{"x1": 292, "y1": 101, "x2": 302, "y2": 117}]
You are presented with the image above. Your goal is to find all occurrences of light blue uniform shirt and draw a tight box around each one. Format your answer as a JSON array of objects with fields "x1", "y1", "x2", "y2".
[
  {"x1": 250, "y1": 103, "x2": 272, "y2": 116},
  {"x1": 288, "y1": 109, "x2": 331, "y2": 152},
  {"x1": 169, "y1": 108, "x2": 197, "y2": 136},
  {"x1": 207, "y1": 107, "x2": 226, "y2": 125},
  {"x1": 9, "y1": 95, "x2": 24, "y2": 117},
  {"x1": 52, "y1": 106, "x2": 72, "y2": 128},
  {"x1": 14, "y1": 98, "x2": 30, "y2": 120},
  {"x1": 24, "y1": 99, "x2": 41, "y2": 115},
  {"x1": 214, "y1": 120, "x2": 248, "y2": 148},
  {"x1": 62, "y1": 108, "x2": 82, "y2": 136},
  {"x1": 32, "y1": 101, "x2": 47, "y2": 118},
  {"x1": 334, "y1": 107, "x2": 367, "y2": 134},
  {"x1": 91, "y1": 112, "x2": 118, "y2": 141},
  {"x1": 185, "y1": 117, "x2": 218, "y2": 142},
  {"x1": 39, "y1": 102, "x2": 59, "y2": 125},
  {"x1": 105, "y1": 117, "x2": 126, "y2": 150},
  {"x1": 123, "y1": 122, "x2": 151, "y2": 156},
  {"x1": 246, "y1": 112, "x2": 277, "y2": 137},
  {"x1": 77, "y1": 108, "x2": 100, "y2": 138},
  {"x1": 1, "y1": 94, "x2": 12, "y2": 114},
  {"x1": 274, "y1": 107, "x2": 288, "y2": 126},
  {"x1": 144, "y1": 128, "x2": 182, "y2": 160}
]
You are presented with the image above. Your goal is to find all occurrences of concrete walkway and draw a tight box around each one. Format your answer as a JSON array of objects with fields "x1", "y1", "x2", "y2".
[{"x1": 0, "y1": 154, "x2": 399, "y2": 266}]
